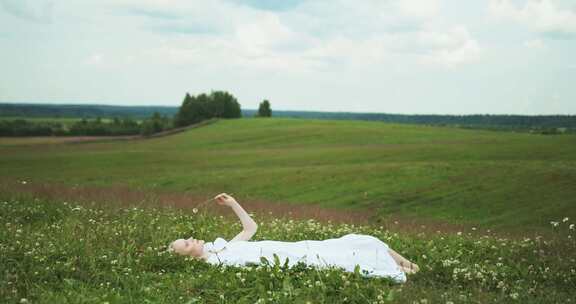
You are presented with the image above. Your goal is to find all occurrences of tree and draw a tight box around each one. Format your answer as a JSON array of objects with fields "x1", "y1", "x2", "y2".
[
  {"x1": 175, "y1": 91, "x2": 242, "y2": 128},
  {"x1": 257, "y1": 99, "x2": 272, "y2": 117},
  {"x1": 140, "y1": 121, "x2": 156, "y2": 136},
  {"x1": 175, "y1": 93, "x2": 201, "y2": 127},
  {"x1": 212, "y1": 91, "x2": 241, "y2": 118}
]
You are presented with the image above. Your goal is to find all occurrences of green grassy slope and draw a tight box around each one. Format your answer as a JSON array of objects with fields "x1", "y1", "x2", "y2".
[{"x1": 1, "y1": 118, "x2": 575, "y2": 230}]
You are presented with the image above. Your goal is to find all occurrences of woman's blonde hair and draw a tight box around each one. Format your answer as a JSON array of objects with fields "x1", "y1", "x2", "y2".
[{"x1": 166, "y1": 241, "x2": 176, "y2": 253}]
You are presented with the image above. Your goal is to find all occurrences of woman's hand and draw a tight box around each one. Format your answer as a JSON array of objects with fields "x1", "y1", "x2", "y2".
[
  {"x1": 214, "y1": 193, "x2": 237, "y2": 207},
  {"x1": 214, "y1": 193, "x2": 257, "y2": 242}
]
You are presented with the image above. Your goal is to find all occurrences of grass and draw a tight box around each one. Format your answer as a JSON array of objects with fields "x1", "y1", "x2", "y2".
[
  {"x1": 1, "y1": 118, "x2": 575, "y2": 233},
  {"x1": 1, "y1": 192, "x2": 574, "y2": 303}
]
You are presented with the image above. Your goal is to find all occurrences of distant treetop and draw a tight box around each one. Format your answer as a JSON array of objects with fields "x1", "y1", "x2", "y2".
[
  {"x1": 257, "y1": 99, "x2": 272, "y2": 117},
  {"x1": 175, "y1": 90, "x2": 242, "y2": 127}
]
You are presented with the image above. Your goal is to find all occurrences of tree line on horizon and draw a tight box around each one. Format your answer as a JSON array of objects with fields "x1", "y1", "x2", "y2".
[
  {"x1": 0, "y1": 91, "x2": 252, "y2": 136},
  {"x1": 0, "y1": 115, "x2": 174, "y2": 137},
  {"x1": 1, "y1": 100, "x2": 575, "y2": 136}
]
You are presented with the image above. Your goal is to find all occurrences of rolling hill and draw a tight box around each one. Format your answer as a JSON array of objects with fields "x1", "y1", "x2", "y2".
[{"x1": 1, "y1": 118, "x2": 575, "y2": 232}]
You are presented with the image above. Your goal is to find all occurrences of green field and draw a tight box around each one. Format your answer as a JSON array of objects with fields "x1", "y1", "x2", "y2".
[
  {"x1": 1, "y1": 194, "x2": 574, "y2": 303},
  {"x1": 2, "y1": 118, "x2": 576, "y2": 303},
  {"x1": 1, "y1": 118, "x2": 575, "y2": 232}
]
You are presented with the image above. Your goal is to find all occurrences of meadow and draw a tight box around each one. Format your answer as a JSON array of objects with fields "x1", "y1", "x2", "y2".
[
  {"x1": 2, "y1": 118, "x2": 576, "y2": 303},
  {"x1": 1, "y1": 191, "x2": 574, "y2": 303},
  {"x1": 1, "y1": 118, "x2": 575, "y2": 233}
]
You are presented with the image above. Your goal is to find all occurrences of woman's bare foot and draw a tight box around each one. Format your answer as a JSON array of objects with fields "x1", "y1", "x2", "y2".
[
  {"x1": 399, "y1": 266, "x2": 410, "y2": 274},
  {"x1": 399, "y1": 261, "x2": 420, "y2": 274},
  {"x1": 410, "y1": 262, "x2": 420, "y2": 273}
]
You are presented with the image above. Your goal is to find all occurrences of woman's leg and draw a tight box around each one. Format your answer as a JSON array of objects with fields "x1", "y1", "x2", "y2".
[{"x1": 388, "y1": 248, "x2": 420, "y2": 274}]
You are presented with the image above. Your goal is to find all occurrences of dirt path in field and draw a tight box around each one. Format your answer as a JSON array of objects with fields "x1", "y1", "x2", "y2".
[{"x1": 0, "y1": 179, "x2": 520, "y2": 238}]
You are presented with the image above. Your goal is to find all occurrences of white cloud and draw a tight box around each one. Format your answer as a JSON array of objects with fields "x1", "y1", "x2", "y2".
[
  {"x1": 524, "y1": 38, "x2": 546, "y2": 49},
  {"x1": 300, "y1": 36, "x2": 390, "y2": 68},
  {"x1": 395, "y1": 0, "x2": 441, "y2": 19},
  {"x1": 0, "y1": 0, "x2": 55, "y2": 23},
  {"x1": 489, "y1": 0, "x2": 576, "y2": 36},
  {"x1": 0, "y1": 0, "x2": 485, "y2": 77},
  {"x1": 107, "y1": 0, "x2": 246, "y2": 34},
  {"x1": 58, "y1": 0, "x2": 469, "y2": 73},
  {"x1": 13, "y1": 1, "x2": 565, "y2": 115},
  {"x1": 286, "y1": 0, "x2": 440, "y2": 39},
  {"x1": 84, "y1": 54, "x2": 103, "y2": 66},
  {"x1": 233, "y1": 13, "x2": 308, "y2": 54},
  {"x1": 418, "y1": 26, "x2": 471, "y2": 50},
  {"x1": 418, "y1": 26, "x2": 482, "y2": 68},
  {"x1": 109, "y1": 0, "x2": 477, "y2": 69}
]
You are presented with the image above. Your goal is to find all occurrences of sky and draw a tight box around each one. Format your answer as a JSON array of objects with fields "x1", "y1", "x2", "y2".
[{"x1": 1, "y1": 0, "x2": 575, "y2": 115}]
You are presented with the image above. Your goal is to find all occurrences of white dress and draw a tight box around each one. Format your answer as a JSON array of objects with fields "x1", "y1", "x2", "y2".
[{"x1": 203, "y1": 233, "x2": 407, "y2": 283}]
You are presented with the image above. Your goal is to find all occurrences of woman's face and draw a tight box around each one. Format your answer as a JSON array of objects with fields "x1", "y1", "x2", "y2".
[{"x1": 172, "y1": 238, "x2": 205, "y2": 257}]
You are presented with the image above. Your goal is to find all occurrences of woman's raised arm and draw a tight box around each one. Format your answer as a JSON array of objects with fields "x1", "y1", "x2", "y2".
[{"x1": 215, "y1": 193, "x2": 258, "y2": 242}]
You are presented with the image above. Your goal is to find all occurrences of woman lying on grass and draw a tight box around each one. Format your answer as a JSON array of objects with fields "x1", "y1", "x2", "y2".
[{"x1": 169, "y1": 193, "x2": 420, "y2": 283}]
